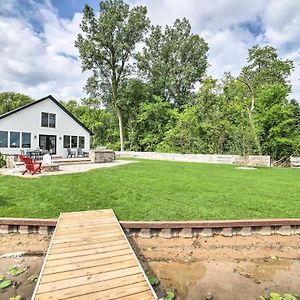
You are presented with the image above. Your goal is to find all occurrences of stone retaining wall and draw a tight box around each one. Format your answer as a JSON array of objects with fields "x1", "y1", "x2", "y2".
[
  {"x1": 116, "y1": 151, "x2": 271, "y2": 167},
  {"x1": 1, "y1": 218, "x2": 299, "y2": 237},
  {"x1": 123, "y1": 225, "x2": 299, "y2": 238}
]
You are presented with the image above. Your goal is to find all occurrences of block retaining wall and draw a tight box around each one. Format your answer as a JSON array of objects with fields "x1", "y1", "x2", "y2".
[
  {"x1": 1, "y1": 218, "x2": 299, "y2": 238},
  {"x1": 116, "y1": 151, "x2": 271, "y2": 167}
]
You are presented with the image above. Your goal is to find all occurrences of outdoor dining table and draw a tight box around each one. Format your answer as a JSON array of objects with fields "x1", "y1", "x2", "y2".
[{"x1": 26, "y1": 150, "x2": 50, "y2": 161}]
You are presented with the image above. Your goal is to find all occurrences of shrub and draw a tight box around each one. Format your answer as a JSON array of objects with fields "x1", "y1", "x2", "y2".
[{"x1": 0, "y1": 152, "x2": 6, "y2": 168}]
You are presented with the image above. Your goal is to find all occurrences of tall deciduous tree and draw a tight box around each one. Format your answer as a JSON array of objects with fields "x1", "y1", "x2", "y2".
[
  {"x1": 75, "y1": 0, "x2": 150, "y2": 151},
  {"x1": 255, "y1": 84, "x2": 299, "y2": 159},
  {"x1": 0, "y1": 92, "x2": 33, "y2": 115},
  {"x1": 237, "y1": 45, "x2": 294, "y2": 154},
  {"x1": 136, "y1": 18, "x2": 208, "y2": 108}
]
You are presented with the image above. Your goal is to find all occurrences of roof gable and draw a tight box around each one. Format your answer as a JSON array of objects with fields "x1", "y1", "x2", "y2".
[{"x1": 0, "y1": 95, "x2": 93, "y2": 135}]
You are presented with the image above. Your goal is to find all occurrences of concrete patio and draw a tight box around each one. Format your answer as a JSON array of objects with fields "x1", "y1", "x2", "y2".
[{"x1": 0, "y1": 160, "x2": 137, "y2": 178}]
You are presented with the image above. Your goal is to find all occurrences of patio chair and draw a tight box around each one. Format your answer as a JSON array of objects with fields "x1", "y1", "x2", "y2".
[
  {"x1": 77, "y1": 148, "x2": 89, "y2": 157},
  {"x1": 18, "y1": 154, "x2": 26, "y2": 162},
  {"x1": 33, "y1": 150, "x2": 42, "y2": 161},
  {"x1": 67, "y1": 148, "x2": 76, "y2": 158},
  {"x1": 42, "y1": 153, "x2": 52, "y2": 165},
  {"x1": 22, "y1": 158, "x2": 42, "y2": 175}
]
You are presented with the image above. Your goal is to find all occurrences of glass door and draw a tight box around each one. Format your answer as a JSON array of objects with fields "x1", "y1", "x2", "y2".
[{"x1": 39, "y1": 135, "x2": 56, "y2": 154}]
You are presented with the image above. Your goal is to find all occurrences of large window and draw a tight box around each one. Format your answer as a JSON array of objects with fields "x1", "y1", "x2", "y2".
[
  {"x1": 49, "y1": 113, "x2": 56, "y2": 128},
  {"x1": 41, "y1": 112, "x2": 56, "y2": 128},
  {"x1": 22, "y1": 132, "x2": 31, "y2": 148},
  {"x1": 71, "y1": 136, "x2": 78, "y2": 148},
  {"x1": 63, "y1": 135, "x2": 70, "y2": 148},
  {"x1": 41, "y1": 112, "x2": 48, "y2": 127},
  {"x1": 10, "y1": 131, "x2": 20, "y2": 148},
  {"x1": 0, "y1": 131, "x2": 8, "y2": 147},
  {"x1": 79, "y1": 136, "x2": 85, "y2": 149}
]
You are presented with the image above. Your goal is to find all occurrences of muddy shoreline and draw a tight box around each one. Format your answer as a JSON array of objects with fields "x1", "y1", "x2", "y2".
[
  {"x1": 130, "y1": 235, "x2": 300, "y2": 300},
  {"x1": 0, "y1": 234, "x2": 299, "y2": 300}
]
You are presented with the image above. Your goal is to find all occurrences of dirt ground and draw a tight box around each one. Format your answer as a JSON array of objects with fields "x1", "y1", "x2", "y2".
[
  {"x1": 0, "y1": 233, "x2": 299, "y2": 300},
  {"x1": 0, "y1": 234, "x2": 50, "y2": 300},
  {"x1": 129, "y1": 235, "x2": 300, "y2": 300}
]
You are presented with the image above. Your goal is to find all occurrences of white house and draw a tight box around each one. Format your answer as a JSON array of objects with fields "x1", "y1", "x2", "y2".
[{"x1": 0, "y1": 95, "x2": 92, "y2": 157}]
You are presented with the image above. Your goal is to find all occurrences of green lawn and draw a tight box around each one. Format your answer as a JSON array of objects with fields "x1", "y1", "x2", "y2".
[{"x1": 0, "y1": 159, "x2": 299, "y2": 220}]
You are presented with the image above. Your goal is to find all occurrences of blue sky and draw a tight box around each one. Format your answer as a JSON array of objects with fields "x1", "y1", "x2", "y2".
[
  {"x1": 51, "y1": 0, "x2": 98, "y2": 18},
  {"x1": 0, "y1": 0, "x2": 299, "y2": 101}
]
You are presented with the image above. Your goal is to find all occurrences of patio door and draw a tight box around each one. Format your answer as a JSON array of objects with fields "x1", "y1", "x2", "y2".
[{"x1": 39, "y1": 135, "x2": 56, "y2": 154}]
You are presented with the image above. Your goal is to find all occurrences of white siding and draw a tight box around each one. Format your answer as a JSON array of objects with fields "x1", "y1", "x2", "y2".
[{"x1": 0, "y1": 97, "x2": 90, "y2": 156}]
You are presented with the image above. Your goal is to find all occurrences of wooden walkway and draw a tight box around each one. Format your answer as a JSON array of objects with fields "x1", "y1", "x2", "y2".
[{"x1": 33, "y1": 210, "x2": 157, "y2": 300}]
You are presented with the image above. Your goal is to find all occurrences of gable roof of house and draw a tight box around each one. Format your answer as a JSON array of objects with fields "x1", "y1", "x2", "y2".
[{"x1": 0, "y1": 95, "x2": 93, "y2": 135}]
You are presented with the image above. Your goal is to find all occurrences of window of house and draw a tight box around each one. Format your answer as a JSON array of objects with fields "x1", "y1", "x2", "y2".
[
  {"x1": 49, "y1": 113, "x2": 56, "y2": 128},
  {"x1": 10, "y1": 131, "x2": 20, "y2": 148},
  {"x1": 41, "y1": 112, "x2": 56, "y2": 128},
  {"x1": 79, "y1": 136, "x2": 85, "y2": 149},
  {"x1": 41, "y1": 112, "x2": 48, "y2": 127},
  {"x1": 63, "y1": 135, "x2": 70, "y2": 148},
  {"x1": 22, "y1": 132, "x2": 31, "y2": 148},
  {"x1": 0, "y1": 131, "x2": 8, "y2": 147},
  {"x1": 71, "y1": 136, "x2": 77, "y2": 148}
]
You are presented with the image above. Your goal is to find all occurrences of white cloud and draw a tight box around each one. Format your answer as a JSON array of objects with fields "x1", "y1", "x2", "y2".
[
  {"x1": 132, "y1": 0, "x2": 300, "y2": 100},
  {"x1": 263, "y1": 0, "x2": 300, "y2": 48},
  {"x1": 201, "y1": 28, "x2": 255, "y2": 78},
  {"x1": 0, "y1": 1, "x2": 87, "y2": 101},
  {"x1": 0, "y1": 0, "x2": 299, "y2": 101}
]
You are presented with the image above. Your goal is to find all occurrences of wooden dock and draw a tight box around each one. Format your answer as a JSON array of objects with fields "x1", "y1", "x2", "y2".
[{"x1": 32, "y1": 210, "x2": 157, "y2": 300}]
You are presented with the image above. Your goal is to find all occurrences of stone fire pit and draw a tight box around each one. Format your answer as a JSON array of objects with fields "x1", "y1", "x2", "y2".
[
  {"x1": 89, "y1": 149, "x2": 115, "y2": 163},
  {"x1": 42, "y1": 163, "x2": 60, "y2": 172}
]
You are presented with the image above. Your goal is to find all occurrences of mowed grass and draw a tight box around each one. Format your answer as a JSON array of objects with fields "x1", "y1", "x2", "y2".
[{"x1": 0, "y1": 159, "x2": 299, "y2": 220}]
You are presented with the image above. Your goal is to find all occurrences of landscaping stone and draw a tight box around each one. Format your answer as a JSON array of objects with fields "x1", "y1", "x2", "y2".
[
  {"x1": 276, "y1": 225, "x2": 294, "y2": 235},
  {"x1": 139, "y1": 228, "x2": 151, "y2": 238},
  {"x1": 258, "y1": 226, "x2": 272, "y2": 236},
  {"x1": 19, "y1": 225, "x2": 29, "y2": 234},
  {"x1": 220, "y1": 227, "x2": 233, "y2": 236},
  {"x1": 159, "y1": 228, "x2": 173, "y2": 239},
  {"x1": 199, "y1": 228, "x2": 213, "y2": 237},
  {"x1": 179, "y1": 228, "x2": 193, "y2": 238},
  {"x1": 0, "y1": 225, "x2": 9, "y2": 234},
  {"x1": 294, "y1": 226, "x2": 300, "y2": 234},
  {"x1": 38, "y1": 226, "x2": 49, "y2": 235},
  {"x1": 42, "y1": 163, "x2": 60, "y2": 172},
  {"x1": 238, "y1": 227, "x2": 252, "y2": 236}
]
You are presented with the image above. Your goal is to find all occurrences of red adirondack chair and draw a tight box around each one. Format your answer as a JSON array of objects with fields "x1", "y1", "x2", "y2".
[
  {"x1": 22, "y1": 158, "x2": 42, "y2": 175},
  {"x1": 18, "y1": 154, "x2": 26, "y2": 162}
]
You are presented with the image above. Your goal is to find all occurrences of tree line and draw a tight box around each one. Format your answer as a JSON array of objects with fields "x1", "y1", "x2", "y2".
[{"x1": 1, "y1": 0, "x2": 299, "y2": 160}]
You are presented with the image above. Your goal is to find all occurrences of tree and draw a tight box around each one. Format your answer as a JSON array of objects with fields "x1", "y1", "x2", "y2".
[
  {"x1": 241, "y1": 45, "x2": 294, "y2": 89},
  {"x1": 221, "y1": 74, "x2": 259, "y2": 156},
  {"x1": 136, "y1": 18, "x2": 208, "y2": 108},
  {"x1": 0, "y1": 92, "x2": 33, "y2": 115},
  {"x1": 75, "y1": 0, "x2": 150, "y2": 151},
  {"x1": 117, "y1": 79, "x2": 150, "y2": 150},
  {"x1": 158, "y1": 106, "x2": 203, "y2": 153},
  {"x1": 134, "y1": 96, "x2": 177, "y2": 151},
  {"x1": 255, "y1": 84, "x2": 300, "y2": 159},
  {"x1": 61, "y1": 100, "x2": 120, "y2": 149},
  {"x1": 237, "y1": 45, "x2": 294, "y2": 154}
]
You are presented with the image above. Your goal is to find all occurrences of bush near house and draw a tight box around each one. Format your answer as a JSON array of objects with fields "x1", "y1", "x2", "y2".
[{"x1": 0, "y1": 152, "x2": 5, "y2": 168}]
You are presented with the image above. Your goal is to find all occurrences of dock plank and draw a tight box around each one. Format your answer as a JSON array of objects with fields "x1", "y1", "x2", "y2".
[
  {"x1": 33, "y1": 209, "x2": 156, "y2": 299},
  {"x1": 43, "y1": 253, "x2": 134, "y2": 275},
  {"x1": 50, "y1": 239, "x2": 128, "y2": 254},
  {"x1": 35, "y1": 274, "x2": 146, "y2": 299}
]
